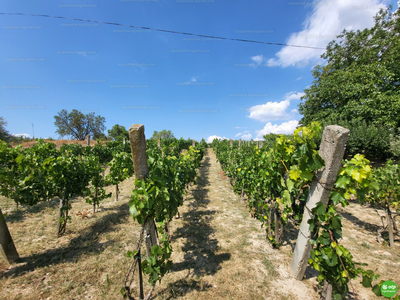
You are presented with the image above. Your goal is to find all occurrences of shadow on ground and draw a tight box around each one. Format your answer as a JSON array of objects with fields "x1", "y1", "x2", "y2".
[
  {"x1": 1, "y1": 201, "x2": 131, "y2": 279},
  {"x1": 154, "y1": 153, "x2": 231, "y2": 299},
  {"x1": 3, "y1": 199, "x2": 60, "y2": 224}
]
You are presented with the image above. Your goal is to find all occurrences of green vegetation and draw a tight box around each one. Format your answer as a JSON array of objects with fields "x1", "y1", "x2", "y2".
[
  {"x1": 213, "y1": 122, "x2": 399, "y2": 299},
  {"x1": 54, "y1": 109, "x2": 106, "y2": 140},
  {"x1": 299, "y1": 7, "x2": 400, "y2": 159},
  {"x1": 151, "y1": 129, "x2": 175, "y2": 140},
  {"x1": 107, "y1": 124, "x2": 129, "y2": 142}
]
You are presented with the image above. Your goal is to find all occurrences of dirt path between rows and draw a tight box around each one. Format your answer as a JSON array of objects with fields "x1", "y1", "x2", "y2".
[
  {"x1": 151, "y1": 148, "x2": 319, "y2": 300},
  {"x1": 2, "y1": 147, "x2": 397, "y2": 299}
]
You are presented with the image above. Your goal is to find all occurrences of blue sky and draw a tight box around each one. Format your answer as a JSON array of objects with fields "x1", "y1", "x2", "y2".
[{"x1": 1, "y1": 0, "x2": 398, "y2": 143}]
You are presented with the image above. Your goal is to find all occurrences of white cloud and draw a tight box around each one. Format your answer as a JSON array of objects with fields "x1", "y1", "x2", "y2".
[
  {"x1": 207, "y1": 135, "x2": 227, "y2": 143},
  {"x1": 285, "y1": 91, "x2": 305, "y2": 101},
  {"x1": 235, "y1": 131, "x2": 252, "y2": 140},
  {"x1": 247, "y1": 100, "x2": 291, "y2": 122},
  {"x1": 295, "y1": 76, "x2": 303, "y2": 81},
  {"x1": 235, "y1": 130, "x2": 250, "y2": 138},
  {"x1": 235, "y1": 126, "x2": 247, "y2": 129},
  {"x1": 190, "y1": 76, "x2": 197, "y2": 82},
  {"x1": 255, "y1": 120, "x2": 299, "y2": 138},
  {"x1": 241, "y1": 133, "x2": 252, "y2": 140},
  {"x1": 247, "y1": 92, "x2": 304, "y2": 122},
  {"x1": 12, "y1": 133, "x2": 30, "y2": 138},
  {"x1": 251, "y1": 55, "x2": 264, "y2": 65},
  {"x1": 266, "y1": 0, "x2": 387, "y2": 67}
]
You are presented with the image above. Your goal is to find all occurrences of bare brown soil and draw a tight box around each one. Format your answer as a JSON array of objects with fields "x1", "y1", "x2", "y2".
[{"x1": 0, "y1": 148, "x2": 399, "y2": 299}]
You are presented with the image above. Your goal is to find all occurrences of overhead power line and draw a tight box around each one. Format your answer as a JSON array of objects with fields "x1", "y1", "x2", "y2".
[{"x1": 0, "y1": 12, "x2": 326, "y2": 50}]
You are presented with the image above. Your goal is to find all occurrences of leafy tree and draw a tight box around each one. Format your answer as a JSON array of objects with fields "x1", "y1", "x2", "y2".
[
  {"x1": 151, "y1": 130, "x2": 175, "y2": 140},
  {"x1": 263, "y1": 133, "x2": 294, "y2": 149},
  {"x1": 54, "y1": 109, "x2": 106, "y2": 140},
  {"x1": 107, "y1": 124, "x2": 129, "y2": 142},
  {"x1": 0, "y1": 117, "x2": 11, "y2": 142},
  {"x1": 299, "y1": 7, "x2": 400, "y2": 159}
]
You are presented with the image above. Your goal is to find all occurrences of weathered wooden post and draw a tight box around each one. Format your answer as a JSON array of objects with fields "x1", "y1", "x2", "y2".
[
  {"x1": 128, "y1": 125, "x2": 159, "y2": 258},
  {"x1": 239, "y1": 139, "x2": 241, "y2": 149},
  {"x1": 123, "y1": 138, "x2": 126, "y2": 145},
  {"x1": 230, "y1": 139, "x2": 233, "y2": 148},
  {"x1": 157, "y1": 139, "x2": 161, "y2": 149},
  {"x1": 86, "y1": 135, "x2": 90, "y2": 146},
  {"x1": 192, "y1": 140, "x2": 195, "y2": 147},
  {"x1": 290, "y1": 125, "x2": 350, "y2": 281},
  {"x1": 0, "y1": 208, "x2": 19, "y2": 264},
  {"x1": 259, "y1": 141, "x2": 263, "y2": 148}
]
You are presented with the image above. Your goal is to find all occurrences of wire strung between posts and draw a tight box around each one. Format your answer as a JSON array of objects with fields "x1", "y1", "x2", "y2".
[{"x1": 0, "y1": 12, "x2": 326, "y2": 50}]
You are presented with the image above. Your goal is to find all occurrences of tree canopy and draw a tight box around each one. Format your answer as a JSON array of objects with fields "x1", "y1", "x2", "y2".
[
  {"x1": 107, "y1": 124, "x2": 129, "y2": 142},
  {"x1": 0, "y1": 117, "x2": 11, "y2": 142},
  {"x1": 298, "y1": 7, "x2": 400, "y2": 158},
  {"x1": 54, "y1": 109, "x2": 106, "y2": 140},
  {"x1": 151, "y1": 130, "x2": 175, "y2": 140}
]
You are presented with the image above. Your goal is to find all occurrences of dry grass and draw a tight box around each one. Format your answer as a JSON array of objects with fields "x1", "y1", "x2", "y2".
[
  {"x1": 0, "y1": 148, "x2": 399, "y2": 299},
  {"x1": 10, "y1": 139, "x2": 103, "y2": 149}
]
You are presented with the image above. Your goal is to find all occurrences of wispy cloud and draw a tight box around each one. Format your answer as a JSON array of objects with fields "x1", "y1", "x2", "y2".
[
  {"x1": 251, "y1": 55, "x2": 264, "y2": 65},
  {"x1": 235, "y1": 131, "x2": 251, "y2": 139}
]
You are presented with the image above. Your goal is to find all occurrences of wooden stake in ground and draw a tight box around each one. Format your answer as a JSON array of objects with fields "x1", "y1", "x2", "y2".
[
  {"x1": 86, "y1": 135, "x2": 90, "y2": 146},
  {"x1": 239, "y1": 139, "x2": 241, "y2": 149},
  {"x1": 230, "y1": 139, "x2": 233, "y2": 147},
  {"x1": 115, "y1": 184, "x2": 119, "y2": 201},
  {"x1": 128, "y1": 124, "x2": 159, "y2": 258},
  {"x1": 0, "y1": 208, "x2": 19, "y2": 264},
  {"x1": 386, "y1": 203, "x2": 395, "y2": 247},
  {"x1": 290, "y1": 125, "x2": 350, "y2": 280},
  {"x1": 192, "y1": 140, "x2": 196, "y2": 147}
]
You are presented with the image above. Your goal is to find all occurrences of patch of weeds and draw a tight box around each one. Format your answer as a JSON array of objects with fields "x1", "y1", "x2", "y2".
[
  {"x1": 237, "y1": 236, "x2": 252, "y2": 251},
  {"x1": 262, "y1": 258, "x2": 278, "y2": 278},
  {"x1": 361, "y1": 241, "x2": 370, "y2": 249}
]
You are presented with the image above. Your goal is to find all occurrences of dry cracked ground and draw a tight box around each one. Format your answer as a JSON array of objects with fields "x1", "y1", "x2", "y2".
[{"x1": 0, "y1": 148, "x2": 399, "y2": 300}]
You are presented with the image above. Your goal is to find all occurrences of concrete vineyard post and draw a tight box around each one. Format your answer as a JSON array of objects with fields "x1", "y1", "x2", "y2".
[
  {"x1": 158, "y1": 139, "x2": 161, "y2": 149},
  {"x1": 259, "y1": 141, "x2": 263, "y2": 149},
  {"x1": 239, "y1": 139, "x2": 241, "y2": 149},
  {"x1": 0, "y1": 208, "x2": 19, "y2": 264},
  {"x1": 128, "y1": 124, "x2": 158, "y2": 258},
  {"x1": 230, "y1": 139, "x2": 233, "y2": 148},
  {"x1": 123, "y1": 138, "x2": 126, "y2": 145},
  {"x1": 192, "y1": 140, "x2": 195, "y2": 147},
  {"x1": 86, "y1": 135, "x2": 90, "y2": 146},
  {"x1": 290, "y1": 125, "x2": 350, "y2": 280}
]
